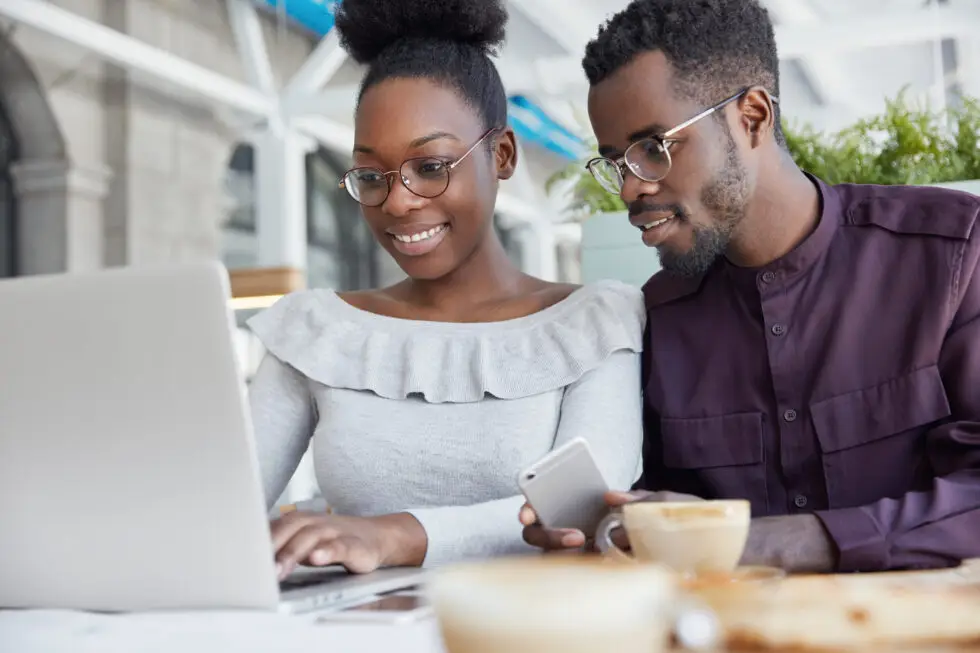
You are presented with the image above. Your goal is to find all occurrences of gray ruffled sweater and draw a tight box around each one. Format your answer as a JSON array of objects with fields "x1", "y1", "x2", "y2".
[{"x1": 246, "y1": 281, "x2": 646, "y2": 567}]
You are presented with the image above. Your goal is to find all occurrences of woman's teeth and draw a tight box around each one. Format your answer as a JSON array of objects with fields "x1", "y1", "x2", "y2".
[
  {"x1": 392, "y1": 225, "x2": 447, "y2": 243},
  {"x1": 642, "y1": 217, "x2": 673, "y2": 231}
]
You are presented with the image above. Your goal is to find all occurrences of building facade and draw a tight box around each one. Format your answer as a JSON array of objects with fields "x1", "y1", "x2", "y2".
[{"x1": 0, "y1": 0, "x2": 534, "y2": 291}]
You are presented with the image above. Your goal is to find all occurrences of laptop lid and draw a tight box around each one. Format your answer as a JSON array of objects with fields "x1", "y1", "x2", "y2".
[{"x1": 0, "y1": 263, "x2": 279, "y2": 611}]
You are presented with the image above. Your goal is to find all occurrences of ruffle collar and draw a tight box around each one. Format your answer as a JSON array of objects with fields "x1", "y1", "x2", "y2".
[{"x1": 246, "y1": 281, "x2": 645, "y2": 404}]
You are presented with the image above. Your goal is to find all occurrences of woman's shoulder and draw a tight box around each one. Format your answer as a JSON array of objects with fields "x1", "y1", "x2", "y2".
[{"x1": 244, "y1": 281, "x2": 645, "y2": 404}]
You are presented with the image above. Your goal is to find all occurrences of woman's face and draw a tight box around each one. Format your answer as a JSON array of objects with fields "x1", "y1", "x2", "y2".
[{"x1": 350, "y1": 77, "x2": 517, "y2": 280}]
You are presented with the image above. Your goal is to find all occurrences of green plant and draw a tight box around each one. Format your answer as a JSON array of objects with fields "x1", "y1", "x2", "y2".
[
  {"x1": 546, "y1": 90, "x2": 980, "y2": 219},
  {"x1": 785, "y1": 89, "x2": 980, "y2": 185},
  {"x1": 544, "y1": 138, "x2": 628, "y2": 217}
]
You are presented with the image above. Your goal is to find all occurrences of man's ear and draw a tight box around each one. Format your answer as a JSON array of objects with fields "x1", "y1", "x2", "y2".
[
  {"x1": 738, "y1": 87, "x2": 777, "y2": 148},
  {"x1": 493, "y1": 127, "x2": 518, "y2": 180}
]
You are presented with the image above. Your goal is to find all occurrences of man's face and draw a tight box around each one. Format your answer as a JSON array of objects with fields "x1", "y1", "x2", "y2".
[{"x1": 587, "y1": 51, "x2": 753, "y2": 277}]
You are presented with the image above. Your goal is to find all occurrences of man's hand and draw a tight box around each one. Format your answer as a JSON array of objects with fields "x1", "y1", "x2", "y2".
[
  {"x1": 520, "y1": 490, "x2": 704, "y2": 551},
  {"x1": 741, "y1": 514, "x2": 838, "y2": 573},
  {"x1": 271, "y1": 511, "x2": 427, "y2": 580}
]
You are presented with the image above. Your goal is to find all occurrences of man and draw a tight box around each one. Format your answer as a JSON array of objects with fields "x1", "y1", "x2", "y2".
[{"x1": 522, "y1": 0, "x2": 980, "y2": 572}]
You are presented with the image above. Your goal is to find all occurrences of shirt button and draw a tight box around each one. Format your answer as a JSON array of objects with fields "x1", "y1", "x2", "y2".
[
  {"x1": 771, "y1": 323, "x2": 786, "y2": 336},
  {"x1": 794, "y1": 494, "x2": 808, "y2": 509},
  {"x1": 761, "y1": 271, "x2": 776, "y2": 284},
  {"x1": 783, "y1": 409, "x2": 798, "y2": 422}
]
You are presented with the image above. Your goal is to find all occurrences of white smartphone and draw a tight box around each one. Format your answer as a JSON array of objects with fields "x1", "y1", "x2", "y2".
[
  {"x1": 517, "y1": 437, "x2": 610, "y2": 537},
  {"x1": 314, "y1": 591, "x2": 432, "y2": 625}
]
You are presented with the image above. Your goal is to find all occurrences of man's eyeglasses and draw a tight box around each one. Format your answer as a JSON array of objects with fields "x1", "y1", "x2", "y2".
[
  {"x1": 586, "y1": 88, "x2": 779, "y2": 194},
  {"x1": 339, "y1": 128, "x2": 500, "y2": 207}
]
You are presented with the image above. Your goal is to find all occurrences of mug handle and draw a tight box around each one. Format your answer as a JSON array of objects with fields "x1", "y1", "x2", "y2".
[
  {"x1": 594, "y1": 512, "x2": 634, "y2": 563},
  {"x1": 594, "y1": 513, "x2": 722, "y2": 648}
]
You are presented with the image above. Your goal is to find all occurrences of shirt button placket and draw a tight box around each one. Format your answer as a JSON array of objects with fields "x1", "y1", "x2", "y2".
[{"x1": 758, "y1": 271, "x2": 808, "y2": 510}]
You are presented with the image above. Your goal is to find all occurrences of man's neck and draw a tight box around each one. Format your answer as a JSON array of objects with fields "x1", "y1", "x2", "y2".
[{"x1": 726, "y1": 154, "x2": 821, "y2": 269}]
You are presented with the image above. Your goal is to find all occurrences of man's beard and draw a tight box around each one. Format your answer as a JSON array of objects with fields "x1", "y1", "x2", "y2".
[{"x1": 658, "y1": 132, "x2": 750, "y2": 278}]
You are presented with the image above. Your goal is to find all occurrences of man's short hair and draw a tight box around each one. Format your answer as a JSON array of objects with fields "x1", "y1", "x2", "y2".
[{"x1": 583, "y1": 0, "x2": 785, "y2": 145}]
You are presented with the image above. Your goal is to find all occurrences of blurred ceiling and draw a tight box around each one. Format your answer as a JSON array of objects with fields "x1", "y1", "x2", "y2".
[{"x1": 321, "y1": 0, "x2": 980, "y2": 137}]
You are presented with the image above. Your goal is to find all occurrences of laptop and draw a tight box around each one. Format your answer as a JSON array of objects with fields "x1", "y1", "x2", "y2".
[{"x1": 0, "y1": 262, "x2": 423, "y2": 613}]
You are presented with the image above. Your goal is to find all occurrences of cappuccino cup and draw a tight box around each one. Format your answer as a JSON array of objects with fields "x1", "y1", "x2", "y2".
[
  {"x1": 427, "y1": 555, "x2": 677, "y2": 653},
  {"x1": 595, "y1": 500, "x2": 753, "y2": 574}
]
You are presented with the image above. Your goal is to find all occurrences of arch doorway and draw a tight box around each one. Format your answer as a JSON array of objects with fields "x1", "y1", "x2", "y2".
[{"x1": 0, "y1": 29, "x2": 68, "y2": 277}]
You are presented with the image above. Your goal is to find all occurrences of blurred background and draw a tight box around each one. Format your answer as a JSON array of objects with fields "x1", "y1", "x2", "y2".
[{"x1": 1, "y1": 0, "x2": 978, "y2": 503}]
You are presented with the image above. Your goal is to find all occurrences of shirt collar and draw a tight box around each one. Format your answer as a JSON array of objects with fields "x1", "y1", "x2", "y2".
[
  {"x1": 725, "y1": 173, "x2": 840, "y2": 288},
  {"x1": 644, "y1": 174, "x2": 840, "y2": 308}
]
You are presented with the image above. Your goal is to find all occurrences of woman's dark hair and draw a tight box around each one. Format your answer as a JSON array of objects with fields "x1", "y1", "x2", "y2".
[{"x1": 334, "y1": 0, "x2": 509, "y2": 131}]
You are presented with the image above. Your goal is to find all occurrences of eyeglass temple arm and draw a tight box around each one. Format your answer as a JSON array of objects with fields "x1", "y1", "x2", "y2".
[
  {"x1": 448, "y1": 128, "x2": 499, "y2": 170},
  {"x1": 663, "y1": 89, "x2": 779, "y2": 138}
]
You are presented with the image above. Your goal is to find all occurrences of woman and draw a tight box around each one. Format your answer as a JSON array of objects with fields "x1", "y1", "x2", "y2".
[{"x1": 247, "y1": 0, "x2": 645, "y2": 578}]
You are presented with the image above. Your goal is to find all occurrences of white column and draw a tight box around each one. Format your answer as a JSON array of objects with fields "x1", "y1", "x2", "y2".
[
  {"x1": 252, "y1": 128, "x2": 312, "y2": 269},
  {"x1": 251, "y1": 128, "x2": 318, "y2": 508},
  {"x1": 519, "y1": 221, "x2": 559, "y2": 282},
  {"x1": 10, "y1": 158, "x2": 112, "y2": 274}
]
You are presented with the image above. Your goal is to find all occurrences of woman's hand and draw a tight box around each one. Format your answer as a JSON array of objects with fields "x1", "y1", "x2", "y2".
[{"x1": 270, "y1": 511, "x2": 428, "y2": 580}]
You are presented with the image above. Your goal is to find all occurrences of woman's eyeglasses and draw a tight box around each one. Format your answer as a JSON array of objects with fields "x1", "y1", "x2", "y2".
[
  {"x1": 339, "y1": 128, "x2": 501, "y2": 207},
  {"x1": 586, "y1": 88, "x2": 778, "y2": 194}
]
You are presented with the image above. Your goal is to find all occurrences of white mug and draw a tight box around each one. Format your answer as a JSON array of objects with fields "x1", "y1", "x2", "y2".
[{"x1": 595, "y1": 500, "x2": 752, "y2": 573}]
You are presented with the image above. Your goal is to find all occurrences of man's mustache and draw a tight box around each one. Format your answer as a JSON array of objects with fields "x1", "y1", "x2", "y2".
[{"x1": 628, "y1": 200, "x2": 685, "y2": 219}]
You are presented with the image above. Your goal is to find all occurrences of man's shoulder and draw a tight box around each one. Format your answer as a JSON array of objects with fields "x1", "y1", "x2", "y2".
[
  {"x1": 641, "y1": 269, "x2": 707, "y2": 311},
  {"x1": 835, "y1": 182, "x2": 980, "y2": 243}
]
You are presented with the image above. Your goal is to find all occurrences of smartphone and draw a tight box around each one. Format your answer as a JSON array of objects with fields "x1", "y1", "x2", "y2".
[
  {"x1": 517, "y1": 438, "x2": 610, "y2": 537},
  {"x1": 315, "y1": 592, "x2": 432, "y2": 625}
]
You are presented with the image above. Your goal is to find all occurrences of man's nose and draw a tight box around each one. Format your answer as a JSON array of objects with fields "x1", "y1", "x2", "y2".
[{"x1": 620, "y1": 171, "x2": 661, "y2": 206}]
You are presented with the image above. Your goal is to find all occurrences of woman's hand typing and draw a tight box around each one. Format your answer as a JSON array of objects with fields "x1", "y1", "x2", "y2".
[{"x1": 270, "y1": 511, "x2": 428, "y2": 580}]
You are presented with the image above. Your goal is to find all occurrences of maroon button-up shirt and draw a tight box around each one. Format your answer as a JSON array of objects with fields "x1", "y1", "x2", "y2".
[{"x1": 638, "y1": 176, "x2": 980, "y2": 572}]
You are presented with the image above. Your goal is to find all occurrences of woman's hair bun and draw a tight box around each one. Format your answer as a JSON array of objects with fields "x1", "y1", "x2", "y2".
[{"x1": 334, "y1": 0, "x2": 508, "y2": 64}]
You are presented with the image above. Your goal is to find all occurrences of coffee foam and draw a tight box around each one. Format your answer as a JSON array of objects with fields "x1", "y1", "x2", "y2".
[
  {"x1": 626, "y1": 501, "x2": 750, "y2": 530},
  {"x1": 427, "y1": 556, "x2": 675, "y2": 634}
]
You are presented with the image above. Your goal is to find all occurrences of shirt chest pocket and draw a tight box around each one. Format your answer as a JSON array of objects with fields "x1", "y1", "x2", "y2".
[
  {"x1": 810, "y1": 365, "x2": 951, "y2": 508},
  {"x1": 660, "y1": 412, "x2": 769, "y2": 516}
]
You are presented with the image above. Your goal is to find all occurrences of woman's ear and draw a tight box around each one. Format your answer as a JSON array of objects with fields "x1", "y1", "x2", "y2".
[{"x1": 494, "y1": 127, "x2": 518, "y2": 180}]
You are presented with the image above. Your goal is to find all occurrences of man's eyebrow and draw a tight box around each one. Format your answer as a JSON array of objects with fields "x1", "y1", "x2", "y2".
[
  {"x1": 598, "y1": 144, "x2": 619, "y2": 158},
  {"x1": 627, "y1": 124, "x2": 668, "y2": 142},
  {"x1": 597, "y1": 124, "x2": 669, "y2": 157}
]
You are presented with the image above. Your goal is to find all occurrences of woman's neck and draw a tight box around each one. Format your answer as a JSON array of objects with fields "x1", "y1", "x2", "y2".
[{"x1": 394, "y1": 235, "x2": 532, "y2": 313}]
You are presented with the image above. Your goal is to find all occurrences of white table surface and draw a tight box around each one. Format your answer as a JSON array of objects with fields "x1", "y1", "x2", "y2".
[{"x1": 0, "y1": 609, "x2": 445, "y2": 653}]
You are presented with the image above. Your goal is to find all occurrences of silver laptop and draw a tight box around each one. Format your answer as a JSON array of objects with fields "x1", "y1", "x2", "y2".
[{"x1": 0, "y1": 263, "x2": 423, "y2": 613}]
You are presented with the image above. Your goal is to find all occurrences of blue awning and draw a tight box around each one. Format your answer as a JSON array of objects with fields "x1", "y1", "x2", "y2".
[
  {"x1": 507, "y1": 95, "x2": 587, "y2": 161},
  {"x1": 258, "y1": 0, "x2": 337, "y2": 35},
  {"x1": 258, "y1": 1, "x2": 587, "y2": 160}
]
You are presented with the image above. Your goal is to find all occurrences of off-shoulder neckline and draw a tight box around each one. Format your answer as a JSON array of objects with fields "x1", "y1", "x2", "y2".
[{"x1": 317, "y1": 280, "x2": 628, "y2": 332}]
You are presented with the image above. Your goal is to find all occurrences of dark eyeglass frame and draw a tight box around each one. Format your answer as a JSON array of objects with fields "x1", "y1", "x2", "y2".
[
  {"x1": 339, "y1": 127, "x2": 501, "y2": 207},
  {"x1": 586, "y1": 87, "x2": 779, "y2": 193}
]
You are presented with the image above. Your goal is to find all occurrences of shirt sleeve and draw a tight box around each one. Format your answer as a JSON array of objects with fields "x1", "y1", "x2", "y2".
[
  {"x1": 815, "y1": 239, "x2": 980, "y2": 572},
  {"x1": 405, "y1": 349, "x2": 645, "y2": 567},
  {"x1": 248, "y1": 354, "x2": 316, "y2": 510}
]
